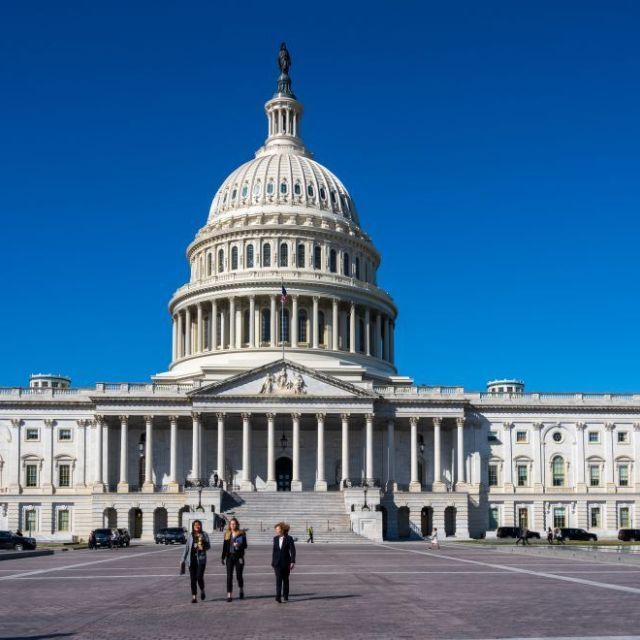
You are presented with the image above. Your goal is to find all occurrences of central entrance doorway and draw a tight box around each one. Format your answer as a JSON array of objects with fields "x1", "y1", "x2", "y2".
[{"x1": 276, "y1": 456, "x2": 292, "y2": 491}]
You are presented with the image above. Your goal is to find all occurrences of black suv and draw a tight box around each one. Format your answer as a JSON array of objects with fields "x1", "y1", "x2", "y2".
[
  {"x1": 93, "y1": 528, "x2": 117, "y2": 548},
  {"x1": 496, "y1": 526, "x2": 540, "y2": 539},
  {"x1": 155, "y1": 527, "x2": 187, "y2": 545},
  {"x1": 0, "y1": 530, "x2": 37, "y2": 551},
  {"x1": 560, "y1": 527, "x2": 598, "y2": 542},
  {"x1": 618, "y1": 529, "x2": 640, "y2": 542}
]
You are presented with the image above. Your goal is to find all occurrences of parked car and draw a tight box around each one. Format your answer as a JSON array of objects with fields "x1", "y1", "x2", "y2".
[
  {"x1": 496, "y1": 526, "x2": 540, "y2": 539},
  {"x1": 0, "y1": 530, "x2": 37, "y2": 551},
  {"x1": 113, "y1": 528, "x2": 131, "y2": 547},
  {"x1": 155, "y1": 527, "x2": 187, "y2": 545},
  {"x1": 560, "y1": 527, "x2": 598, "y2": 542},
  {"x1": 618, "y1": 528, "x2": 640, "y2": 542},
  {"x1": 93, "y1": 528, "x2": 117, "y2": 548}
]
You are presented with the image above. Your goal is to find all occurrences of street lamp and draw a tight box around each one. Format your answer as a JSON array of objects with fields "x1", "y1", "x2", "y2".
[{"x1": 280, "y1": 432, "x2": 288, "y2": 450}]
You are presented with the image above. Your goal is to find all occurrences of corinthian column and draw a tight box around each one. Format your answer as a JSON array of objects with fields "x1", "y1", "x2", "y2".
[
  {"x1": 312, "y1": 296, "x2": 319, "y2": 349},
  {"x1": 291, "y1": 296, "x2": 298, "y2": 348},
  {"x1": 291, "y1": 413, "x2": 302, "y2": 491},
  {"x1": 167, "y1": 415, "x2": 179, "y2": 492},
  {"x1": 349, "y1": 303, "x2": 356, "y2": 353},
  {"x1": 216, "y1": 413, "x2": 225, "y2": 489},
  {"x1": 456, "y1": 416, "x2": 466, "y2": 489},
  {"x1": 266, "y1": 413, "x2": 277, "y2": 491},
  {"x1": 315, "y1": 413, "x2": 327, "y2": 491},
  {"x1": 432, "y1": 417, "x2": 445, "y2": 492},
  {"x1": 409, "y1": 417, "x2": 421, "y2": 492},
  {"x1": 341, "y1": 414, "x2": 350, "y2": 488},
  {"x1": 117, "y1": 415, "x2": 129, "y2": 493},
  {"x1": 93, "y1": 416, "x2": 105, "y2": 493},
  {"x1": 142, "y1": 415, "x2": 154, "y2": 492},
  {"x1": 191, "y1": 412, "x2": 201, "y2": 480},
  {"x1": 332, "y1": 298, "x2": 339, "y2": 351},
  {"x1": 365, "y1": 414, "x2": 374, "y2": 481},
  {"x1": 240, "y1": 413, "x2": 254, "y2": 491}
]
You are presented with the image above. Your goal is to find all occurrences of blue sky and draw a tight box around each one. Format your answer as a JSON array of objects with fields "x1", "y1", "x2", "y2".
[{"x1": 1, "y1": 1, "x2": 639, "y2": 391}]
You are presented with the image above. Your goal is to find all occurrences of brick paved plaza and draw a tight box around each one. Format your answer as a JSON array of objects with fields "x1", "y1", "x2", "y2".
[{"x1": 2, "y1": 542, "x2": 640, "y2": 639}]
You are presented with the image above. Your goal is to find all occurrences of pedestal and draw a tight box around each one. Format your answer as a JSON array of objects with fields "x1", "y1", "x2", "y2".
[
  {"x1": 117, "y1": 482, "x2": 129, "y2": 493},
  {"x1": 239, "y1": 480, "x2": 255, "y2": 491},
  {"x1": 409, "y1": 481, "x2": 422, "y2": 493},
  {"x1": 264, "y1": 481, "x2": 277, "y2": 491},
  {"x1": 164, "y1": 482, "x2": 180, "y2": 494},
  {"x1": 92, "y1": 482, "x2": 105, "y2": 494},
  {"x1": 576, "y1": 483, "x2": 587, "y2": 493},
  {"x1": 141, "y1": 483, "x2": 155, "y2": 494},
  {"x1": 314, "y1": 480, "x2": 328, "y2": 492},
  {"x1": 290, "y1": 480, "x2": 303, "y2": 492},
  {"x1": 432, "y1": 481, "x2": 446, "y2": 493}
]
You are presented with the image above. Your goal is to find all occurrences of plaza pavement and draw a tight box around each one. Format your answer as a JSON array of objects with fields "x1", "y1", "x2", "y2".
[{"x1": 2, "y1": 541, "x2": 640, "y2": 639}]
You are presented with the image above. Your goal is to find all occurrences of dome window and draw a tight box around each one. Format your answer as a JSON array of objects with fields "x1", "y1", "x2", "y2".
[
  {"x1": 329, "y1": 249, "x2": 337, "y2": 273},
  {"x1": 223, "y1": 191, "x2": 228, "y2": 204},
  {"x1": 253, "y1": 181, "x2": 261, "y2": 196},
  {"x1": 231, "y1": 188, "x2": 238, "y2": 201},
  {"x1": 343, "y1": 252, "x2": 350, "y2": 277},
  {"x1": 266, "y1": 181, "x2": 275, "y2": 195},
  {"x1": 280, "y1": 181, "x2": 288, "y2": 195},
  {"x1": 355, "y1": 256, "x2": 360, "y2": 280},
  {"x1": 331, "y1": 191, "x2": 337, "y2": 205},
  {"x1": 217, "y1": 249, "x2": 224, "y2": 273},
  {"x1": 313, "y1": 245, "x2": 322, "y2": 270},
  {"x1": 279, "y1": 243, "x2": 288, "y2": 267},
  {"x1": 241, "y1": 184, "x2": 249, "y2": 198},
  {"x1": 262, "y1": 243, "x2": 271, "y2": 267},
  {"x1": 307, "y1": 184, "x2": 314, "y2": 198},
  {"x1": 246, "y1": 244, "x2": 254, "y2": 268},
  {"x1": 231, "y1": 246, "x2": 239, "y2": 270},
  {"x1": 319, "y1": 187, "x2": 327, "y2": 201},
  {"x1": 296, "y1": 244, "x2": 305, "y2": 269},
  {"x1": 294, "y1": 182, "x2": 301, "y2": 196}
]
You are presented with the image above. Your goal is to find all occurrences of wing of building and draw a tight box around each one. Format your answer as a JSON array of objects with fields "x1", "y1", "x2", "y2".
[{"x1": 1, "y1": 48, "x2": 638, "y2": 543}]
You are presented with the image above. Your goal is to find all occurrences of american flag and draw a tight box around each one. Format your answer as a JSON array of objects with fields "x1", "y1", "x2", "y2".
[{"x1": 280, "y1": 284, "x2": 288, "y2": 303}]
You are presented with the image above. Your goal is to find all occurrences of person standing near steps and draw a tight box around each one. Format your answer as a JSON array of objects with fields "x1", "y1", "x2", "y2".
[
  {"x1": 221, "y1": 517, "x2": 247, "y2": 603},
  {"x1": 272, "y1": 522, "x2": 296, "y2": 603},
  {"x1": 181, "y1": 519, "x2": 210, "y2": 604}
]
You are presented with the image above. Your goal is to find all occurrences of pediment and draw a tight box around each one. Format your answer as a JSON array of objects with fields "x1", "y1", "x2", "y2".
[{"x1": 189, "y1": 359, "x2": 376, "y2": 399}]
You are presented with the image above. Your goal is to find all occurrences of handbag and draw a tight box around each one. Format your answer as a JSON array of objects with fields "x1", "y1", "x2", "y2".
[{"x1": 180, "y1": 561, "x2": 186, "y2": 575}]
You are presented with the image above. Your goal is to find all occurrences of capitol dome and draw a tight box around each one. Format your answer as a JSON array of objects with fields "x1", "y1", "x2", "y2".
[{"x1": 157, "y1": 46, "x2": 397, "y2": 383}]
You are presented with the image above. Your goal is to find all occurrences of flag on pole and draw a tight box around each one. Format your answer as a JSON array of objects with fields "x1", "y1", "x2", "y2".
[{"x1": 280, "y1": 284, "x2": 288, "y2": 303}]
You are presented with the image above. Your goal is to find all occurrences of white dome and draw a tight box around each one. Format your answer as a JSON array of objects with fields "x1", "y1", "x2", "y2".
[{"x1": 207, "y1": 152, "x2": 360, "y2": 226}]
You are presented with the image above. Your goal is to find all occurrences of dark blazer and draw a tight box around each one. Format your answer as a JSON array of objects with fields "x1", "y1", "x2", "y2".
[
  {"x1": 272, "y1": 534, "x2": 296, "y2": 568},
  {"x1": 181, "y1": 531, "x2": 211, "y2": 569},
  {"x1": 221, "y1": 530, "x2": 248, "y2": 561}
]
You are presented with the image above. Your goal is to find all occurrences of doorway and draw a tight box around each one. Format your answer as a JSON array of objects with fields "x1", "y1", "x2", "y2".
[
  {"x1": 444, "y1": 506, "x2": 457, "y2": 537},
  {"x1": 421, "y1": 506, "x2": 433, "y2": 537},
  {"x1": 129, "y1": 508, "x2": 143, "y2": 538},
  {"x1": 276, "y1": 456, "x2": 292, "y2": 491}
]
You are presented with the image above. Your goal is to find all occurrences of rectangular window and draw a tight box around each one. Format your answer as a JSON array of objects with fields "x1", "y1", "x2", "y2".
[
  {"x1": 58, "y1": 464, "x2": 71, "y2": 488},
  {"x1": 25, "y1": 428, "x2": 39, "y2": 441},
  {"x1": 588, "y1": 431, "x2": 600, "y2": 444},
  {"x1": 517, "y1": 465, "x2": 528, "y2": 487},
  {"x1": 590, "y1": 506, "x2": 601, "y2": 528},
  {"x1": 589, "y1": 465, "x2": 600, "y2": 487},
  {"x1": 58, "y1": 428, "x2": 72, "y2": 441},
  {"x1": 488, "y1": 506, "x2": 499, "y2": 530},
  {"x1": 618, "y1": 431, "x2": 629, "y2": 444},
  {"x1": 518, "y1": 507, "x2": 529, "y2": 529},
  {"x1": 515, "y1": 430, "x2": 527, "y2": 444},
  {"x1": 488, "y1": 431, "x2": 499, "y2": 443},
  {"x1": 553, "y1": 507, "x2": 566, "y2": 529},
  {"x1": 25, "y1": 464, "x2": 38, "y2": 487},
  {"x1": 25, "y1": 509, "x2": 37, "y2": 533},
  {"x1": 620, "y1": 506, "x2": 631, "y2": 528},
  {"x1": 57, "y1": 510, "x2": 70, "y2": 532},
  {"x1": 619, "y1": 465, "x2": 629, "y2": 487},
  {"x1": 488, "y1": 464, "x2": 498, "y2": 487}
]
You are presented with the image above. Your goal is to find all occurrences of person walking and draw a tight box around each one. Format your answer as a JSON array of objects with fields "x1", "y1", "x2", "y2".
[
  {"x1": 429, "y1": 527, "x2": 440, "y2": 550},
  {"x1": 272, "y1": 522, "x2": 296, "y2": 603},
  {"x1": 306, "y1": 525, "x2": 314, "y2": 543},
  {"x1": 181, "y1": 519, "x2": 210, "y2": 604},
  {"x1": 221, "y1": 517, "x2": 247, "y2": 603},
  {"x1": 516, "y1": 526, "x2": 530, "y2": 545},
  {"x1": 554, "y1": 527, "x2": 565, "y2": 544},
  {"x1": 547, "y1": 527, "x2": 554, "y2": 544}
]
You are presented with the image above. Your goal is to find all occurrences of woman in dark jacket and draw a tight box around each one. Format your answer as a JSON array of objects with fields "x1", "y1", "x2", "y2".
[
  {"x1": 181, "y1": 519, "x2": 211, "y2": 603},
  {"x1": 221, "y1": 517, "x2": 247, "y2": 602},
  {"x1": 271, "y1": 521, "x2": 296, "y2": 603}
]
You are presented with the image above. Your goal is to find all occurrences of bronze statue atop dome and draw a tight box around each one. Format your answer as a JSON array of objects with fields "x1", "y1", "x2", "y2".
[
  {"x1": 275, "y1": 42, "x2": 295, "y2": 99},
  {"x1": 278, "y1": 42, "x2": 291, "y2": 75}
]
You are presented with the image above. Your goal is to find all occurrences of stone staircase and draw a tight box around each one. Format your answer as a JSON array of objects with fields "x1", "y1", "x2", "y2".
[{"x1": 217, "y1": 490, "x2": 370, "y2": 544}]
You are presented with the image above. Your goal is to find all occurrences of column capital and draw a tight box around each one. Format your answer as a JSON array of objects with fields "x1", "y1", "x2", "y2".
[
  {"x1": 119, "y1": 415, "x2": 129, "y2": 424},
  {"x1": 633, "y1": 422, "x2": 640, "y2": 432},
  {"x1": 241, "y1": 412, "x2": 252, "y2": 420},
  {"x1": 605, "y1": 422, "x2": 615, "y2": 432},
  {"x1": 432, "y1": 416, "x2": 442, "y2": 428},
  {"x1": 168, "y1": 415, "x2": 179, "y2": 424},
  {"x1": 365, "y1": 413, "x2": 374, "y2": 423},
  {"x1": 144, "y1": 415, "x2": 154, "y2": 425},
  {"x1": 10, "y1": 418, "x2": 23, "y2": 428},
  {"x1": 249, "y1": 294, "x2": 256, "y2": 300},
  {"x1": 291, "y1": 412, "x2": 301, "y2": 420},
  {"x1": 44, "y1": 419, "x2": 55, "y2": 428},
  {"x1": 215, "y1": 412, "x2": 226, "y2": 420},
  {"x1": 575, "y1": 422, "x2": 586, "y2": 431},
  {"x1": 313, "y1": 295, "x2": 320, "y2": 302},
  {"x1": 94, "y1": 414, "x2": 105, "y2": 426},
  {"x1": 191, "y1": 411, "x2": 201, "y2": 421},
  {"x1": 409, "y1": 416, "x2": 419, "y2": 427},
  {"x1": 532, "y1": 422, "x2": 544, "y2": 431},
  {"x1": 316, "y1": 412, "x2": 326, "y2": 421},
  {"x1": 456, "y1": 416, "x2": 465, "y2": 428},
  {"x1": 350, "y1": 301, "x2": 355, "y2": 310},
  {"x1": 502, "y1": 421, "x2": 514, "y2": 431},
  {"x1": 340, "y1": 413, "x2": 350, "y2": 422},
  {"x1": 265, "y1": 412, "x2": 276, "y2": 420},
  {"x1": 76, "y1": 419, "x2": 90, "y2": 428}
]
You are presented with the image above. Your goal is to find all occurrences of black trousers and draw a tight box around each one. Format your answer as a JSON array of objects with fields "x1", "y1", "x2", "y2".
[
  {"x1": 226, "y1": 556, "x2": 244, "y2": 593},
  {"x1": 274, "y1": 565, "x2": 290, "y2": 599},
  {"x1": 189, "y1": 560, "x2": 206, "y2": 596}
]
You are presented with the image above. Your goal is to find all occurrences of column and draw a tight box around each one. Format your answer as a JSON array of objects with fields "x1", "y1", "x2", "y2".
[
  {"x1": 532, "y1": 422, "x2": 544, "y2": 491},
  {"x1": 191, "y1": 412, "x2": 201, "y2": 480},
  {"x1": 575, "y1": 422, "x2": 586, "y2": 492},
  {"x1": 211, "y1": 300, "x2": 218, "y2": 350},
  {"x1": 249, "y1": 296, "x2": 256, "y2": 348},
  {"x1": 503, "y1": 421, "x2": 514, "y2": 492},
  {"x1": 365, "y1": 414, "x2": 374, "y2": 481},
  {"x1": 291, "y1": 413, "x2": 302, "y2": 491},
  {"x1": 312, "y1": 296, "x2": 319, "y2": 349},
  {"x1": 315, "y1": 413, "x2": 327, "y2": 491},
  {"x1": 220, "y1": 308, "x2": 226, "y2": 349},
  {"x1": 75, "y1": 419, "x2": 88, "y2": 488},
  {"x1": 142, "y1": 415, "x2": 154, "y2": 492},
  {"x1": 185, "y1": 307, "x2": 192, "y2": 356},
  {"x1": 291, "y1": 295, "x2": 298, "y2": 348},
  {"x1": 605, "y1": 422, "x2": 616, "y2": 489},
  {"x1": 93, "y1": 416, "x2": 105, "y2": 492},
  {"x1": 229, "y1": 297, "x2": 236, "y2": 349},
  {"x1": 365, "y1": 308, "x2": 371, "y2": 356},
  {"x1": 390, "y1": 321, "x2": 395, "y2": 365},
  {"x1": 177, "y1": 311, "x2": 183, "y2": 358},
  {"x1": 332, "y1": 299, "x2": 339, "y2": 351},
  {"x1": 409, "y1": 417, "x2": 421, "y2": 491},
  {"x1": 102, "y1": 419, "x2": 109, "y2": 487},
  {"x1": 270, "y1": 295, "x2": 276, "y2": 347},
  {"x1": 9, "y1": 419, "x2": 22, "y2": 490},
  {"x1": 43, "y1": 419, "x2": 54, "y2": 490},
  {"x1": 386, "y1": 419, "x2": 396, "y2": 490},
  {"x1": 240, "y1": 413, "x2": 254, "y2": 490},
  {"x1": 167, "y1": 415, "x2": 179, "y2": 491},
  {"x1": 216, "y1": 413, "x2": 225, "y2": 488},
  {"x1": 266, "y1": 413, "x2": 277, "y2": 490},
  {"x1": 349, "y1": 303, "x2": 356, "y2": 353},
  {"x1": 383, "y1": 316, "x2": 390, "y2": 361},
  {"x1": 341, "y1": 413, "x2": 350, "y2": 487},
  {"x1": 117, "y1": 415, "x2": 129, "y2": 492},
  {"x1": 432, "y1": 417, "x2": 445, "y2": 491},
  {"x1": 375, "y1": 313, "x2": 382, "y2": 358},
  {"x1": 172, "y1": 315, "x2": 177, "y2": 360},
  {"x1": 456, "y1": 416, "x2": 466, "y2": 488},
  {"x1": 196, "y1": 303, "x2": 203, "y2": 353}
]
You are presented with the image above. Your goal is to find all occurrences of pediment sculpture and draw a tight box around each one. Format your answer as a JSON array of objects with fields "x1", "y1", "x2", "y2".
[{"x1": 259, "y1": 366, "x2": 307, "y2": 395}]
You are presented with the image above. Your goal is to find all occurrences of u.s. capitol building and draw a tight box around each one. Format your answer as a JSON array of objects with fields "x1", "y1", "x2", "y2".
[{"x1": 1, "y1": 47, "x2": 638, "y2": 543}]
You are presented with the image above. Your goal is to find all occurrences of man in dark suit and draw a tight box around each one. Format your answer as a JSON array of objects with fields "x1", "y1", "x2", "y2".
[{"x1": 272, "y1": 522, "x2": 296, "y2": 603}]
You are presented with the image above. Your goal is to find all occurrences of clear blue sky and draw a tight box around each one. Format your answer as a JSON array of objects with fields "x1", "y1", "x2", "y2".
[{"x1": 1, "y1": 1, "x2": 639, "y2": 391}]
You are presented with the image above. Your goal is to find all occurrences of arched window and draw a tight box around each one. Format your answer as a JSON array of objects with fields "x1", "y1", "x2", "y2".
[
  {"x1": 329, "y1": 249, "x2": 337, "y2": 273},
  {"x1": 552, "y1": 456, "x2": 565, "y2": 487},
  {"x1": 320, "y1": 187, "x2": 326, "y2": 201},
  {"x1": 331, "y1": 191, "x2": 337, "y2": 205},
  {"x1": 261, "y1": 309, "x2": 271, "y2": 343},
  {"x1": 318, "y1": 311, "x2": 326, "y2": 346},
  {"x1": 243, "y1": 310, "x2": 250, "y2": 345},
  {"x1": 207, "y1": 253, "x2": 212, "y2": 276},
  {"x1": 231, "y1": 246, "x2": 239, "y2": 270},
  {"x1": 313, "y1": 245, "x2": 322, "y2": 270},
  {"x1": 355, "y1": 256, "x2": 360, "y2": 280},
  {"x1": 280, "y1": 308, "x2": 290, "y2": 343},
  {"x1": 263, "y1": 243, "x2": 271, "y2": 267},
  {"x1": 253, "y1": 181, "x2": 261, "y2": 196},
  {"x1": 294, "y1": 182, "x2": 301, "y2": 195},
  {"x1": 280, "y1": 181, "x2": 288, "y2": 195},
  {"x1": 343, "y1": 252, "x2": 350, "y2": 276},
  {"x1": 231, "y1": 187, "x2": 237, "y2": 201},
  {"x1": 266, "y1": 181, "x2": 274, "y2": 195},
  {"x1": 241, "y1": 183, "x2": 249, "y2": 198},
  {"x1": 217, "y1": 249, "x2": 224, "y2": 273},
  {"x1": 307, "y1": 184, "x2": 314, "y2": 198},
  {"x1": 296, "y1": 244, "x2": 305, "y2": 269},
  {"x1": 246, "y1": 244, "x2": 254, "y2": 268},
  {"x1": 298, "y1": 309, "x2": 308, "y2": 343},
  {"x1": 279, "y1": 243, "x2": 288, "y2": 267}
]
